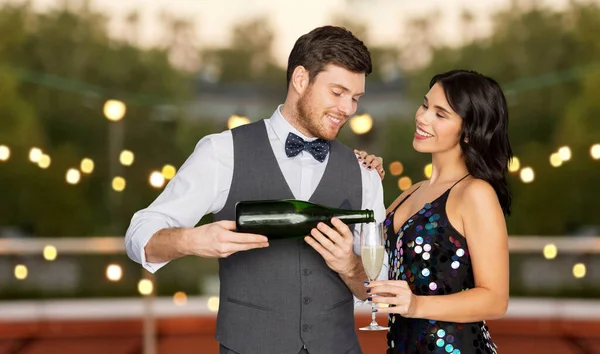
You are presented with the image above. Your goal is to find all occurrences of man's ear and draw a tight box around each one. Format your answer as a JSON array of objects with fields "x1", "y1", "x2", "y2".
[{"x1": 291, "y1": 66, "x2": 310, "y2": 95}]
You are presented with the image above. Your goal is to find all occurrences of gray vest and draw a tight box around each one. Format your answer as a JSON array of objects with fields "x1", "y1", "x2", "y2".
[{"x1": 213, "y1": 120, "x2": 363, "y2": 354}]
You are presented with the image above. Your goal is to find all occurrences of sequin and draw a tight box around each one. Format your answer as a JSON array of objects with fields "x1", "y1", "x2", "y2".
[{"x1": 383, "y1": 180, "x2": 498, "y2": 354}]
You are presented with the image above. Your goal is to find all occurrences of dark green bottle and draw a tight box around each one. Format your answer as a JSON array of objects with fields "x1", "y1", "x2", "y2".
[{"x1": 235, "y1": 199, "x2": 375, "y2": 240}]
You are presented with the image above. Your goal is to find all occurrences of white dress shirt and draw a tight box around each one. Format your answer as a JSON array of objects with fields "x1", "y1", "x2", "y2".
[{"x1": 124, "y1": 105, "x2": 388, "y2": 303}]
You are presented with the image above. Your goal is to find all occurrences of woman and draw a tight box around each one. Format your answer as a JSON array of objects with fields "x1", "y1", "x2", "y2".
[{"x1": 359, "y1": 69, "x2": 511, "y2": 353}]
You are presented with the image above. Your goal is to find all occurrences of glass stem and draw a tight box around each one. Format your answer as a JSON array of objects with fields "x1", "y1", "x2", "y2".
[{"x1": 370, "y1": 301, "x2": 377, "y2": 325}]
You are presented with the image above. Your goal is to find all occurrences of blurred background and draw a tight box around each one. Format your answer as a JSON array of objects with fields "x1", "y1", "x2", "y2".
[{"x1": 0, "y1": 0, "x2": 599, "y2": 353}]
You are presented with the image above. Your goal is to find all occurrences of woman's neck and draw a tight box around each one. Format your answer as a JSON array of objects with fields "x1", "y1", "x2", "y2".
[{"x1": 427, "y1": 148, "x2": 469, "y2": 186}]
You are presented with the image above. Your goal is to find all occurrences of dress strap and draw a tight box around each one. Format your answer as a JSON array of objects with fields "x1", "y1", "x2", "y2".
[
  {"x1": 391, "y1": 184, "x2": 422, "y2": 213},
  {"x1": 449, "y1": 173, "x2": 470, "y2": 190}
]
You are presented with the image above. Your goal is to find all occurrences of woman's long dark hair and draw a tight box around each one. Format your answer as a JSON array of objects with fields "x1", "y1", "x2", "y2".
[{"x1": 430, "y1": 70, "x2": 513, "y2": 216}]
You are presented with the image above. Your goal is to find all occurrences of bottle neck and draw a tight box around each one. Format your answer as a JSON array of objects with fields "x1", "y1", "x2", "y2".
[{"x1": 335, "y1": 210, "x2": 374, "y2": 223}]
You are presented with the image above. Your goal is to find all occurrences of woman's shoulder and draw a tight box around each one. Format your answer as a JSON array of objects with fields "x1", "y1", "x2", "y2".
[
  {"x1": 453, "y1": 177, "x2": 501, "y2": 213},
  {"x1": 457, "y1": 177, "x2": 496, "y2": 198}
]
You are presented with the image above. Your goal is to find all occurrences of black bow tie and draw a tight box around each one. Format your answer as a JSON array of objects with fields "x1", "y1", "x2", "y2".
[{"x1": 285, "y1": 132, "x2": 330, "y2": 163}]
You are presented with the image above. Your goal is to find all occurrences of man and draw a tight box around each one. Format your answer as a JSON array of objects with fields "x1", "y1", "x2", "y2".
[{"x1": 125, "y1": 25, "x2": 386, "y2": 354}]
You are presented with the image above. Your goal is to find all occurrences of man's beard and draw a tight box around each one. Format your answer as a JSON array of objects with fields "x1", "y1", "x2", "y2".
[{"x1": 296, "y1": 88, "x2": 346, "y2": 140}]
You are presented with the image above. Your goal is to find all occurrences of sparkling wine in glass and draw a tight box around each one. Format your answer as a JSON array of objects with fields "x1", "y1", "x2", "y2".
[{"x1": 359, "y1": 222, "x2": 389, "y2": 331}]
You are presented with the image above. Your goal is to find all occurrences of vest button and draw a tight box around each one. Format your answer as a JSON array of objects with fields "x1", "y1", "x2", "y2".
[
  {"x1": 303, "y1": 297, "x2": 312, "y2": 304},
  {"x1": 302, "y1": 324, "x2": 311, "y2": 332},
  {"x1": 302, "y1": 269, "x2": 311, "y2": 276}
]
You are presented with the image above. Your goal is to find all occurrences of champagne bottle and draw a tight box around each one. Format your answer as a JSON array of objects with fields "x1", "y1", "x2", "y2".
[{"x1": 235, "y1": 199, "x2": 374, "y2": 240}]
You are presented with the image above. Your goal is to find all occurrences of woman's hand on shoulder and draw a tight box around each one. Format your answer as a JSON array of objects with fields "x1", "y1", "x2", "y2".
[{"x1": 354, "y1": 149, "x2": 385, "y2": 180}]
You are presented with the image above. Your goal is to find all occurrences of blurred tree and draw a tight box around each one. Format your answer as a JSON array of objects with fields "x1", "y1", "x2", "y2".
[
  {"x1": 0, "y1": 2, "x2": 203, "y2": 236},
  {"x1": 331, "y1": 15, "x2": 404, "y2": 83},
  {"x1": 199, "y1": 16, "x2": 284, "y2": 83},
  {"x1": 1, "y1": 1, "x2": 599, "y2": 239},
  {"x1": 382, "y1": 1, "x2": 600, "y2": 235}
]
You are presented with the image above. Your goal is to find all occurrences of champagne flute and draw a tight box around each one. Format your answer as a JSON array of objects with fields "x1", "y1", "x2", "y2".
[{"x1": 359, "y1": 222, "x2": 389, "y2": 331}]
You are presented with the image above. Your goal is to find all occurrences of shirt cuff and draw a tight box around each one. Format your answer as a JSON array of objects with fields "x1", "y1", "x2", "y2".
[{"x1": 126, "y1": 220, "x2": 170, "y2": 274}]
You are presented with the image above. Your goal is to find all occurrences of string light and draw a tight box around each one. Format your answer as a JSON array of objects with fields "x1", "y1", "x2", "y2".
[
  {"x1": 119, "y1": 150, "x2": 134, "y2": 166},
  {"x1": 106, "y1": 264, "x2": 123, "y2": 282},
  {"x1": 29, "y1": 147, "x2": 42, "y2": 163},
  {"x1": 173, "y1": 292, "x2": 187, "y2": 306},
  {"x1": 508, "y1": 157, "x2": 520, "y2": 172},
  {"x1": 424, "y1": 163, "x2": 432, "y2": 178},
  {"x1": 14, "y1": 265, "x2": 28, "y2": 280},
  {"x1": 162, "y1": 164, "x2": 177, "y2": 180},
  {"x1": 349, "y1": 114, "x2": 373, "y2": 135},
  {"x1": 0, "y1": 145, "x2": 10, "y2": 161},
  {"x1": 389, "y1": 161, "x2": 404, "y2": 176},
  {"x1": 207, "y1": 296, "x2": 220, "y2": 312},
  {"x1": 549, "y1": 153, "x2": 562, "y2": 167},
  {"x1": 43, "y1": 245, "x2": 58, "y2": 261},
  {"x1": 573, "y1": 263, "x2": 586, "y2": 278},
  {"x1": 227, "y1": 115, "x2": 250, "y2": 129},
  {"x1": 103, "y1": 100, "x2": 126, "y2": 121},
  {"x1": 81, "y1": 158, "x2": 95, "y2": 174},
  {"x1": 66, "y1": 168, "x2": 81, "y2": 184},
  {"x1": 138, "y1": 279, "x2": 153, "y2": 295},
  {"x1": 543, "y1": 244, "x2": 557, "y2": 259},
  {"x1": 558, "y1": 146, "x2": 571, "y2": 161},
  {"x1": 520, "y1": 167, "x2": 534, "y2": 183},
  {"x1": 112, "y1": 177, "x2": 126, "y2": 192},
  {"x1": 38, "y1": 154, "x2": 51, "y2": 169},
  {"x1": 398, "y1": 176, "x2": 412, "y2": 191},
  {"x1": 149, "y1": 171, "x2": 165, "y2": 188},
  {"x1": 591, "y1": 144, "x2": 600, "y2": 160}
]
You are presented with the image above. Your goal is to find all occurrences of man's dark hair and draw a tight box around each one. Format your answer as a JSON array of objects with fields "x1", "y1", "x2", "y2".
[{"x1": 286, "y1": 26, "x2": 372, "y2": 88}]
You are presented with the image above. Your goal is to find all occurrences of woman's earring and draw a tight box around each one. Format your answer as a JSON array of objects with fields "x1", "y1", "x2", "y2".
[{"x1": 463, "y1": 137, "x2": 469, "y2": 144}]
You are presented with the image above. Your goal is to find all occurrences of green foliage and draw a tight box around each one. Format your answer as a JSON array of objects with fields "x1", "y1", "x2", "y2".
[
  {"x1": 0, "y1": 3, "x2": 209, "y2": 236},
  {"x1": 1, "y1": 1, "x2": 599, "y2": 239},
  {"x1": 380, "y1": 1, "x2": 600, "y2": 235}
]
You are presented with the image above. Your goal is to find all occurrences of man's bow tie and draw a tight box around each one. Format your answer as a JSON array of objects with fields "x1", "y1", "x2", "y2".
[{"x1": 285, "y1": 132, "x2": 330, "y2": 163}]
